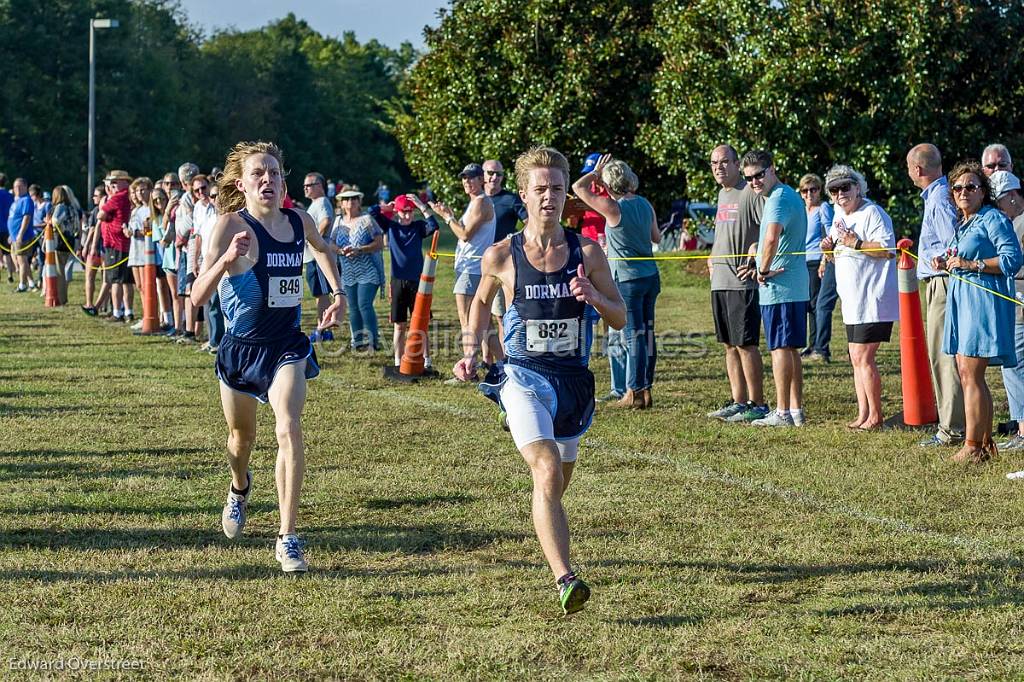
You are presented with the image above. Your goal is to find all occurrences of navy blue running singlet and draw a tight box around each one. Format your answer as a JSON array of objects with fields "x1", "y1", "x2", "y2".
[
  {"x1": 502, "y1": 229, "x2": 590, "y2": 372},
  {"x1": 218, "y1": 208, "x2": 305, "y2": 340}
]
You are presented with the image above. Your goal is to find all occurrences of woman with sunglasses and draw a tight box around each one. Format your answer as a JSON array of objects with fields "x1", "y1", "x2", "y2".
[
  {"x1": 933, "y1": 161, "x2": 1019, "y2": 458},
  {"x1": 931, "y1": 160, "x2": 1023, "y2": 463},
  {"x1": 798, "y1": 174, "x2": 834, "y2": 361},
  {"x1": 819, "y1": 165, "x2": 898, "y2": 431}
]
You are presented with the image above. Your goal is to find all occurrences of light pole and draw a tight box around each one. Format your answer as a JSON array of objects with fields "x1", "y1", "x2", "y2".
[{"x1": 88, "y1": 17, "x2": 119, "y2": 207}]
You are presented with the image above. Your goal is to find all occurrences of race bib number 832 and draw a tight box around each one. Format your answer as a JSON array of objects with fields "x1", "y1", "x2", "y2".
[
  {"x1": 526, "y1": 318, "x2": 579, "y2": 354},
  {"x1": 268, "y1": 275, "x2": 302, "y2": 308}
]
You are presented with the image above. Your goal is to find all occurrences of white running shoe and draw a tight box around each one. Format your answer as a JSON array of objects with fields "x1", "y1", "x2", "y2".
[
  {"x1": 221, "y1": 470, "x2": 252, "y2": 539},
  {"x1": 791, "y1": 409, "x2": 806, "y2": 427},
  {"x1": 130, "y1": 320, "x2": 144, "y2": 331},
  {"x1": 751, "y1": 410, "x2": 794, "y2": 427},
  {"x1": 276, "y1": 534, "x2": 308, "y2": 573}
]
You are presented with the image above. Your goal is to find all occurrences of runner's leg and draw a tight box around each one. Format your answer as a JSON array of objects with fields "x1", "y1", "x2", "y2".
[{"x1": 267, "y1": 360, "x2": 307, "y2": 536}]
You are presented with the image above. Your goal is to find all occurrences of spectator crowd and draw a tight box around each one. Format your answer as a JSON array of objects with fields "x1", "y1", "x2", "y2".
[{"x1": 2, "y1": 139, "x2": 1023, "y2": 465}]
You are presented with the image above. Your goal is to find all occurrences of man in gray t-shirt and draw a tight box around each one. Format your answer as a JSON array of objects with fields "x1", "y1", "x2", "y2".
[
  {"x1": 303, "y1": 172, "x2": 336, "y2": 334},
  {"x1": 706, "y1": 144, "x2": 767, "y2": 422}
]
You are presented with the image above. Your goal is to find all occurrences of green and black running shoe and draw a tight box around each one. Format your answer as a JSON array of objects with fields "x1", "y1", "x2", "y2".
[
  {"x1": 497, "y1": 410, "x2": 510, "y2": 432},
  {"x1": 558, "y1": 575, "x2": 591, "y2": 615}
]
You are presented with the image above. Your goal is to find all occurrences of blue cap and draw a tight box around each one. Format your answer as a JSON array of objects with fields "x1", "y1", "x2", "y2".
[{"x1": 581, "y1": 153, "x2": 602, "y2": 174}]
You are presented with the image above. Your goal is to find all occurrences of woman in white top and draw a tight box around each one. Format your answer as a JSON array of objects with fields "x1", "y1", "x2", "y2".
[
  {"x1": 125, "y1": 177, "x2": 153, "y2": 324},
  {"x1": 820, "y1": 165, "x2": 897, "y2": 430}
]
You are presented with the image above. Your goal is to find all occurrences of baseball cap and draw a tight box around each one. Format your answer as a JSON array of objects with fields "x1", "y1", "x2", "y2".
[
  {"x1": 459, "y1": 163, "x2": 484, "y2": 179},
  {"x1": 989, "y1": 170, "x2": 1021, "y2": 200},
  {"x1": 393, "y1": 195, "x2": 415, "y2": 212},
  {"x1": 581, "y1": 153, "x2": 602, "y2": 174}
]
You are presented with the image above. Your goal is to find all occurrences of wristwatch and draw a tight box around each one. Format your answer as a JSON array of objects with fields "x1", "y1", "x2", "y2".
[{"x1": 854, "y1": 238, "x2": 863, "y2": 250}]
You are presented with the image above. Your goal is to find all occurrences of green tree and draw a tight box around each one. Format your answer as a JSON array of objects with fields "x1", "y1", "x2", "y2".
[
  {"x1": 639, "y1": 0, "x2": 1024, "y2": 231},
  {"x1": 0, "y1": 0, "x2": 200, "y2": 194},
  {"x1": 391, "y1": 0, "x2": 678, "y2": 207}
]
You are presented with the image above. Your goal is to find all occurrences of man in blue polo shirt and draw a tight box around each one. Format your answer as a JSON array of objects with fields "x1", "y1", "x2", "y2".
[
  {"x1": 741, "y1": 149, "x2": 809, "y2": 427},
  {"x1": 369, "y1": 193, "x2": 439, "y2": 367},
  {"x1": 0, "y1": 173, "x2": 14, "y2": 282},
  {"x1": 7, "y1": 178, "x2": 35, "y2": 291}
]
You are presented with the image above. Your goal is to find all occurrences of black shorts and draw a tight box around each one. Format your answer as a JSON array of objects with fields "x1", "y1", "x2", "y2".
[
  {"x1": 711, "y1": 289, "x2": 760, "y2": 347},
  {"x1": 216, "y1": 331, "x2": 320, "y2": 404},
  {"x1": 305, "y1": 261, "x2": 329, "y2": 297},
  {"x1": 846, "y1": 322, "x2": 894, "y2": 344},
  {"x1": 103, "y1": 249, "x2": 131, "y2": 284},
  {"x1": 390, "y1": 278, "x2": 418, "y2": 324}
]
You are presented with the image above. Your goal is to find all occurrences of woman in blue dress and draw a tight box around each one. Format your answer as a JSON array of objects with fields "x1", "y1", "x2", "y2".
[{"x1": 931, "y1": 160, "x2": 1023, "y2": 464}]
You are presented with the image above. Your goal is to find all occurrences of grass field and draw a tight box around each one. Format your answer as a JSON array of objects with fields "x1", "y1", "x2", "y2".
[{"x1": 4, "y1": 238, "x2": 1024, "y2": 680}]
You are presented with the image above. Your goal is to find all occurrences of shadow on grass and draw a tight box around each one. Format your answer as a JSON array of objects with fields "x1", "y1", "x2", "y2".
[
  {"x1": 0, "y1": 446, "x2": 209, "y2": 460},
  {"x1": 617, "y1": 615, "x2": 704, "y2": 628},
  {"x1": 0, "y1": 461, "x2": 217, "y2": 482},
  {"x1": 360, "y1": 493, "x2": 475, "y2": 510},
  {"x1": 0, "y1": 522, "x2": 523, "y2": 555}
]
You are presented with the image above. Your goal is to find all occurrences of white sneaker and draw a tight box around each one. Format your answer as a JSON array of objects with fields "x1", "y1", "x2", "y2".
[
  {"x1": 751, "y1": 410, "x2": 794, "y2": 427},
  {"x1": 276, "y1": 534, "x2": 308, "y2": 573},
  {"x1": 130, "y1": 320, "x2": 144, "y2": 331},
  {"x1": 791, "y1": 409, "x2": 806, "y2": 427},
  {"x1": 221, "y1": 471, "x2": 252, "y2": 539}
]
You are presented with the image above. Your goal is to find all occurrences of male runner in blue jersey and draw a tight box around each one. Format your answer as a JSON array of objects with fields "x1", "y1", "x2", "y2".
[
  {"x1": 453, "y1": 146, "x2": 626, "y2": 615},
  {"x1": 192, "y1": 141, "x2": 343, "y2": 574}
]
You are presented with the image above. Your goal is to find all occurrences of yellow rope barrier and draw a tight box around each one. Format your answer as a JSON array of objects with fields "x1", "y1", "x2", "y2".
[
  {"x1": 429, "y1": 247, "x2": 896, "y2": 261},
  {"x1": 900, "y1": 249, "x2": 1023, "y2": 306},
  {"x1": 0, "y1": 232, "x2": 42, "y2": 254},
  {"x1": 51, "y1": 222, "x2": 129, "y2": 271}
]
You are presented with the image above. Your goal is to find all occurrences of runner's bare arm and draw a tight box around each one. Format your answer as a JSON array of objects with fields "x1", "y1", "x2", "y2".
[
  {"x1": 577, "y1": 239, "x2": 626, "y2": 329},
  {"x1": 191, "y1": 214, "x2": 247, "y2": 307}
]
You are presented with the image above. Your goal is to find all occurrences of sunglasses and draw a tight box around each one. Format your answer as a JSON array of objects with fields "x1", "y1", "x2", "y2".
[
  {"x1": 193, "y1": 185, "x2": 208, "y2": 193},
  {"x1": 951, "y1": 183, "x2": 981, "y2": 194},
  {"x1": 799, "y1": 187, "x2": 821, "y2": 195},
  {"x1": 743, "y1": 168, "x2": 768, "y2": 182},
  {"x1": 484, "y1": 170, "x2": 504, "y2": 176},
  {"x1": 828, "y1": 182, "x2": 854, "y2": 195},
  {"x1": 983, "y1": 162, "x2": 1009, "y2": 170},
  {"x1": 302, "y1": 182, "x2": 320, "y2": 188}
]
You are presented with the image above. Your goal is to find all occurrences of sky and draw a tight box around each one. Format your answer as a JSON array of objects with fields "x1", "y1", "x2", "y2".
[{"x1": 175, "y1": 0, "x2": 449, "y2": 50}]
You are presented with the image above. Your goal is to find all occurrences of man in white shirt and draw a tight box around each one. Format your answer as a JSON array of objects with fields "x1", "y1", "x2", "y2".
[{"x1": 302, "y1": 173, "x2": 335, "y2": 337}]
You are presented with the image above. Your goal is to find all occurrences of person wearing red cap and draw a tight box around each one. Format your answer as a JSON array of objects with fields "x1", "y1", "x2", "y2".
[{"x1": 369, "y1": 194, "x2": 439, "y2": 367}]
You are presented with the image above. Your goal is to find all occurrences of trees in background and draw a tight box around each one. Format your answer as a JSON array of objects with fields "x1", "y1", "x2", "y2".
[
  {"x1": 0, "y1": 1, "x2": 414, "y2": 201},
  {"x1": 640, "y1": 0, "x2": 1024, "y2": 226},
  {"x1": 396, "y1": 0, "x2": 1024, "y2": 226},
  {"x1": 390, "y1": 0, "x2": 678, "y2": 204}
]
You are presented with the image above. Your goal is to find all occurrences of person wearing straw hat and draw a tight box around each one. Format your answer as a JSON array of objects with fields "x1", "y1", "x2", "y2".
[
  {"x1": 819, "y1": 164, "x2": 897, "y2": 431},
  {"x1": 97, "y1": 169, "x2": 134, "y2": 321},
  {"x1": 455, "y1": 146, "x2": 625, "y2": 615},
  {"x1": 989, "y1": 170, "x2": 1024, "y2": 451},
  {"x1": 931, "y1": 160, "x2": 1023, "y2": 464}
]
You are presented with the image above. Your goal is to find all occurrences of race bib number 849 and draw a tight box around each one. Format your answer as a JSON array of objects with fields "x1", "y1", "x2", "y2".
[
  {"x1": 526, "y1": 318, "x2": 579, "y2": 354},
  {"x1": 268, "y1": 275, "x2": 302, "y2": 308}
]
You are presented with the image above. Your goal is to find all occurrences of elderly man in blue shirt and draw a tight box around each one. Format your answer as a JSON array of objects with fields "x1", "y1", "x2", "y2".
[{"x1": 906, "y1": 143, "x2": 966, "y2": 447}]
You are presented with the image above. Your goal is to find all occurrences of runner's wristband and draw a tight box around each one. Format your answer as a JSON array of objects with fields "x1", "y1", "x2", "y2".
[{"x1": 332, "y1": 290, "x2": 344, "y2": 298}]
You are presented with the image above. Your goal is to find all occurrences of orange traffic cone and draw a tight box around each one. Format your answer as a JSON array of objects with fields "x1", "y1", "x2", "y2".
[
  {"x1": 393, "y1": 231, "x2": 440, "y2": 379},
  {"x1": 897, "y1": 238, "x2": 937, "y2": 426},
  {"x1": 140, "y1": 225, "x2": 160, "y2": 334},
  {"x1": 43, "y1": 222, "x2": 60, "y2": 307}
]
